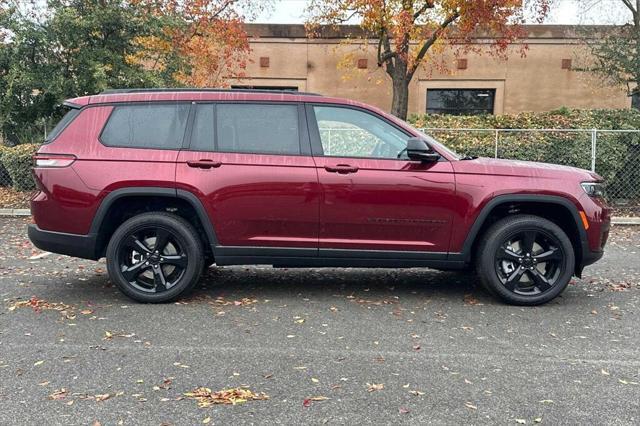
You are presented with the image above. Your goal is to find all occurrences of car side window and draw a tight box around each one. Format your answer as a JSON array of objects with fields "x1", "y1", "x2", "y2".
[
  {"x1": 313, "y1": 106, "x2": 409, "y2": 159},
  {"x1": 101, "y1": 103, "x2": 190, "y2": 149},
  {"x1": 216, "y1": 104, "x2": 300, "y2": 155},
  {"x1": 190, "y1": 104, "x2": 215, "y2": 151}
]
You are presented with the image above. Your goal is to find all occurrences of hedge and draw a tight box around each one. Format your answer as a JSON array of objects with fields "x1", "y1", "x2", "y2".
[
  {"x1": 0, "y1": 143, "x2": 39, "y2": 190},
  {"x1": 408, "y1": 108, "x2": 640, "y2": 203}
]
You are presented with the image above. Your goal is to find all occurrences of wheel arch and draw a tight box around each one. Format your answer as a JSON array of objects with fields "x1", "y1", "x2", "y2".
[
  {"x1": 90, "y1": 187, "x2": 218, "y2": 258},
  {"x1": 457, "y1": 195, "x2": 589, "y2": 275}
]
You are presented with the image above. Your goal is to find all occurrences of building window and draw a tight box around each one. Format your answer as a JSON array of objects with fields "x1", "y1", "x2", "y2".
[
  {"x1": 231, "y1": 85, "x2": 298, "y2": 91},
  {"x1": 426, "y1": 89, "x2": 495, "y2": 115}
]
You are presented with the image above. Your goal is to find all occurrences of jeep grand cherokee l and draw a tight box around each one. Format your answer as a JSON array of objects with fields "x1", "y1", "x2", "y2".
[{"x1": 28, "y1": 89, "x2": 611, "y2": 305}]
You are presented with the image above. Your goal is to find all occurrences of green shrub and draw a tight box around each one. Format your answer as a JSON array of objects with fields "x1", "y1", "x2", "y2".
[
  {"x1": 0, "y1": 146, "x2": 11, "y2": 187},
  {"x1": 1, "y1": 144, "x2": 39, "y2": 190},
  {"x1": 408, "y1": 108, "x2": 640, "y2": 203}
]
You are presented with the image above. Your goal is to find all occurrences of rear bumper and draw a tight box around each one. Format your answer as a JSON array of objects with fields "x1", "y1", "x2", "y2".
[{"x1": 28, "y1": 224, "x2": 99, "y2": 260}]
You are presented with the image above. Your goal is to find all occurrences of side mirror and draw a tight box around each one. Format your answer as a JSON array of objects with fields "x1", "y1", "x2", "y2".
[{"x1": 406, "y1": 138, "x2": 440, "y2": 162}]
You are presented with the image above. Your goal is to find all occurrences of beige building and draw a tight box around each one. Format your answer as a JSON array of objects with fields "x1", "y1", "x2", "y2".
[{"x1": 233, "y1": 24, "x2": 630, "y2": 116}]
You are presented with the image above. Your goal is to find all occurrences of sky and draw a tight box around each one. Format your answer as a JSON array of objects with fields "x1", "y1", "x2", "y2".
[{"x1": 251, "y1": 0, "x2": 633, "y2": 25}]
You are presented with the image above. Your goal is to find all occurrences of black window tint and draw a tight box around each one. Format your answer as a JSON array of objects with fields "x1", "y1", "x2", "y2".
[
  {"x1": 101, "y1": 104, "x2": 190, "y2": 149},
  {"x1": 426, "y1": 89, "x2": 495, "y2": 115},
  {"x1": 191, "y1": 104, "x2": 215, "y2": 151},
  {"x1": 216, "y1": 104, "x2": 300, "y2": 155},
  {"x1": 45, "y1": 108, "x2": 80, "y2": 143}
]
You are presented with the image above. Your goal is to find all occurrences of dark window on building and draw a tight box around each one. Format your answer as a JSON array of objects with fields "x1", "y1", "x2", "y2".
[
  {"x1": 101, "y1": 103, "x2": 190, "y2": 149},
  {"x1": 190, "y1": 104, "x2": 215, "y2": 151},
  {"x1": 216, "y1": 104, "x2": 300, "y2": 155},
  {"x1": 632, "y1": 92, "x2": 640, "y2": 110},
  {"x1": 426, "y1": 89, "x2": 495, "y2": 115},
  {"x1": 231, "y1": 85, "x2": 298, "y2": 91}
]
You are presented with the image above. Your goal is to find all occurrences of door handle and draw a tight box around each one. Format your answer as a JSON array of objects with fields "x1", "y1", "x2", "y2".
[
  {"x1": 187, "y1": 160, "x2": 222, "y2": 169},
  {"x1": 324, "y1": 164, "x2": 359, "y2": 174}
]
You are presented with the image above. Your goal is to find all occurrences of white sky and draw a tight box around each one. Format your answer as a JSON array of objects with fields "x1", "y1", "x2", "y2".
[{"x1": 251, "y1": 0, "x2": 633, "y2": 25}]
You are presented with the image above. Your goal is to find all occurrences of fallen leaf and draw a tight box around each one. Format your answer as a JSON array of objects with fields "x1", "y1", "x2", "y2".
[
  {"x1": 33, "y1": 360, "x2": 44, "y2": 366},
  {"x1": 49, "y1": 388, "x2": 68, "y2": 400},
  {"x1": 184, "y1": 387, "x2": 268, "y2": 407},
  {"x1": 367, "y1": 383, "x2": 384, "y2": 392},
  {"x1": 515, "y1": 420, "x2": 526, "y2": 424},
  {"x1": 464, "y1": 402, "x2": 477, "y2": 410},
  {"x1": 202, "y1": 417, "x2": 211, "y2": 424}
]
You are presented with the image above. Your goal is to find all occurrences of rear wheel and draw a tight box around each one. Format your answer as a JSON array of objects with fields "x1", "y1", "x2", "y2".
[
  {"x1": 106, "y1": 212, "x2": 204, "y2": 303},
  {"x1": 476, "y1": 215, "x2": 575, "y2": 306}
]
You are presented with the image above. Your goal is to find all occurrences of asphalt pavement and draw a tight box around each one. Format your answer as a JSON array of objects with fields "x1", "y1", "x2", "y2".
[{"x1": 0, "y1": 218, "x2": 638, "y2": 425}]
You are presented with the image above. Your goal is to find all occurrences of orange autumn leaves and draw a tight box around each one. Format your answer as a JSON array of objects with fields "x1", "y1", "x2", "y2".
[
  {"x1": 128, "y1": 0, "x2": 263, "y2": 87},
  {"x1": 306, "y1": 0, "x2": 552, "y2": 75}
]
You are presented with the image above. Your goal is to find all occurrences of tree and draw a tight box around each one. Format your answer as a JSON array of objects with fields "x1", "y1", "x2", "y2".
[
  {"x1": 131, "y1": 0, "x2": 267, "y2": 87},
  {"x1": 577, "y1": 0, "x2": 640, "y2": 107},
  {"x1": 306, "y1": 0, "x2": 550, "y2": 120},
  {"x1": 0, "y1": 0, "x2": 259, "y2": 143}
]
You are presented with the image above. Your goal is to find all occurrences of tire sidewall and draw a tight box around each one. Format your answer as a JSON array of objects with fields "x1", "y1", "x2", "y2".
[{"x1": 106, "y1": 213, "x2": 203, "y2": 303}]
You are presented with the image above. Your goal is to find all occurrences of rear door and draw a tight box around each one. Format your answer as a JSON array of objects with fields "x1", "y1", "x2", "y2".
[
  {"x1": 307, "y1": 104, "x2": 456, "y2": 254},
  {"x1": 176, "y1": 102, "x2": 320, "y2": 256}
]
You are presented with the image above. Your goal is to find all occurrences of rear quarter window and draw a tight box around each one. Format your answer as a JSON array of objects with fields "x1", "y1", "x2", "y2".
[
  {"x1": 44, "y1": 108, "x2": 81, "y2": 143},
  {"x1": 100, "y1": 103, "x2": 190, "y2": 149}
]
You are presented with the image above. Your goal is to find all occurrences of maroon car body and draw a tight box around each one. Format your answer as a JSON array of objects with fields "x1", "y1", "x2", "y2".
[{"x1": 28, "y1": 89, "x2": 611, "y2": 304}]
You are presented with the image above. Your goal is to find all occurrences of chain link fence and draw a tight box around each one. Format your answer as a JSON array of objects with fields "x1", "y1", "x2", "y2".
[{"x1": 1, "y1": 129, "x2": 639, "y2": 214}]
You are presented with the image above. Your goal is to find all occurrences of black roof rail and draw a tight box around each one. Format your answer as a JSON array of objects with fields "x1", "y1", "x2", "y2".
[{"x1": 99, "y1": 88, "x2": 322, "y2": 96}]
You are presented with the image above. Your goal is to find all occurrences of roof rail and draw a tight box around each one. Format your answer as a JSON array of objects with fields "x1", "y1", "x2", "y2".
[{"x1": 100, "y1": 88, "x2": 322, "y2": 96}]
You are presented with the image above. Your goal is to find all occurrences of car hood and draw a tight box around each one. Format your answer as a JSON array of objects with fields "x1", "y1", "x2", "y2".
[{"x1": 452, "y1": 157, "x2": 601, "y2": 181}]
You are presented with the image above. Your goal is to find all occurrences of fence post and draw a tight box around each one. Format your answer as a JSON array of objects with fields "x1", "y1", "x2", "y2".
[
  {"x1": 494, "y1": 129, "x2": 499, "y2": 158},
  {"x1": 591, "y1": 129, "x2": 597, "y2": 172}
]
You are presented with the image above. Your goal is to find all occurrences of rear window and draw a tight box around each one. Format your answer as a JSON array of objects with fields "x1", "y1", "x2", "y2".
[
  {"x1": 45, "y1": 108, "x2": 80, "y2": 143},
  {"x1": 100, "y1": 103, "x2": 190, "y2": 149},
  {"x1": 216, "y1": 104, "x2": 300, "y2": 155}
]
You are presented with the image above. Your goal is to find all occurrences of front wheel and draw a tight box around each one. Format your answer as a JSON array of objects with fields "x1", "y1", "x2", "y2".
[
  {"x1": 106, "y1": 212, "x2": 204, "y2": 303},
  {"x1": 476, "y1": 215, "x2": 575, "y2": 306}
]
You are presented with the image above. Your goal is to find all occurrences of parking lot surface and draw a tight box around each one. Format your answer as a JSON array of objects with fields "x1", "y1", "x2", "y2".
[{"x1": 0, "y1": 218, "x2": 639, "y2": 425}]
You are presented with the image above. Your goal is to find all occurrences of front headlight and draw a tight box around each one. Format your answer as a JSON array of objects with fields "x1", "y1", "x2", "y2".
[{"x1": 581, "y1": 182, "x2": 606, "y2": 198}]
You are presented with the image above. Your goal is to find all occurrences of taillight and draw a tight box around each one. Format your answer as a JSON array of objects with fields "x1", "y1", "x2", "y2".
[{"x1": 33, "y1": 154, "x2": 76, "y2": 168}]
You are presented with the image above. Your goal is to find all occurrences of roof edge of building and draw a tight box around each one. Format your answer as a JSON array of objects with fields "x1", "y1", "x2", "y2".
[{"x1": 244, "y1": 23, "x2": 620, "y2": 40}]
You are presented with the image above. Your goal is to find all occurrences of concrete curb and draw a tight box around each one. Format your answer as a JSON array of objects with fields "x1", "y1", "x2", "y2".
[{"x1": 0, "y1": 209, "x2": 31, "y2": 217}]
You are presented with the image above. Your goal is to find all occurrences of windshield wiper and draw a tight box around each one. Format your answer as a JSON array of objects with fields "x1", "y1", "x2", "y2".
[{"x1": 460, "y1": 155, "x2": 478, "y2": 160}]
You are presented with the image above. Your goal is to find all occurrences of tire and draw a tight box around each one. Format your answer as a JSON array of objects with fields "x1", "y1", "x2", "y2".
[
  {"x1": 106, "y1": 212, "x2": 204, "y2": 303},
  {"x1": 476, "y1": 215, "x2": 575, "y2": 306}
]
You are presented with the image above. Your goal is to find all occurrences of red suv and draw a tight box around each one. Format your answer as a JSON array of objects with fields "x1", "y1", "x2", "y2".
[{"x1": 28, "y1": 89, "x2": 610, "y2": 305}]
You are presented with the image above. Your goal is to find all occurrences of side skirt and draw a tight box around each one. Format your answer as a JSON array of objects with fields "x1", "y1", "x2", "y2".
[{"x1": 213, "y1": 246, "x2": 467, "y2": 269}]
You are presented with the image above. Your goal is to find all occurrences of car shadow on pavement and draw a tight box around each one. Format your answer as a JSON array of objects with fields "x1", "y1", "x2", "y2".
[{"x1": 190, "y1": 266, "x2": 488, "y2": 304}]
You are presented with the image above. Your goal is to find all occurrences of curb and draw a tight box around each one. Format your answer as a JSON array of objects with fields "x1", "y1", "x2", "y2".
[
  {"x1": 0, "y1": 209, "x2": 31, "y2": 217},
  {"x1": 1, "y1": 209, "x2": 639, "y2": 225}
]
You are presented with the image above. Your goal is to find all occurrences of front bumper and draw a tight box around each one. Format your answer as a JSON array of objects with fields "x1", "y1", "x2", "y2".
[{"x1": 28, "y1": 224, "x2": 99, "y2": 260}]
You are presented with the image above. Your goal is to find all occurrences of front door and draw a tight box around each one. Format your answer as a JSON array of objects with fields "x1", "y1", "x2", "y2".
[
  {"x1": 307, "y1": 104, "x2": 456, "y2": 254},
  {"x1": 176, "y1": 103, "x2": 320, "y2": 255}
]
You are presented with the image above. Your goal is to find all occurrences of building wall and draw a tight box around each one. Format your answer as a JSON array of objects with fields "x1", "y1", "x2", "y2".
[{"x1": 233, "y1": 25, "x2": 630, "y2": 116}]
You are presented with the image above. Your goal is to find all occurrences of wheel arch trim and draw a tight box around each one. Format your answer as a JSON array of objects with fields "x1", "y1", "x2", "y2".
[
  {"x1": 453, "y1": 194, "x2": 589, "y2": 263},
  {"x1": 89, "y1": 187, "x2": 218, "y2": 252}
]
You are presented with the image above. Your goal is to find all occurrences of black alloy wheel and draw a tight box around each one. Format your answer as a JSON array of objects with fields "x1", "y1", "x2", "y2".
[
  {"x1": 106, "y1": 212, "x2": 204, "y2": 303},
  {"x1": 477, "y1": 215, "x2": 575, "y2": 306},
  {"x1": 117, "y1": 227, "x2": 188, "y2": 293},
  {"x1": 495, "y1": 229, "x2": 564, "y2": 296}
]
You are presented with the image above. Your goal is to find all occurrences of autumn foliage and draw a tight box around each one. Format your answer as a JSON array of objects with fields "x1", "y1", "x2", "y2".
[
  {"x1": 306, "y1": 0, "x2": 551, "y2": 119},
  {"x1": 130, "y1": 0, "x2": 261, "y2": 87}
]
